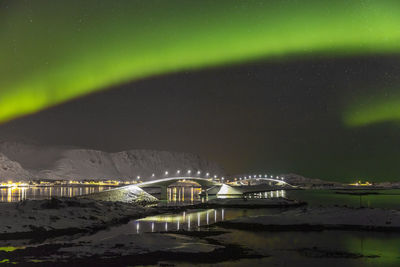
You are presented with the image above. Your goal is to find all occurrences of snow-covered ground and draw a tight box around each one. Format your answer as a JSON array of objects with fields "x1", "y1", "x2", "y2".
[
  {"x1": 0, "y1": 141, "x2": 225, "y2": 182},
  {"x1": 0, "y1": 197, "x2": 155, "y2": 237},
  {"x1": 280, "y1": 173, "x2": 342, "y2": 187}
]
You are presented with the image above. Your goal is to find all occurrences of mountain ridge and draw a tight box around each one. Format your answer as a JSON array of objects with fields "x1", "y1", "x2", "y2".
[{"x1": 0, "y1": 142, "x2": 225, "y2": 182}]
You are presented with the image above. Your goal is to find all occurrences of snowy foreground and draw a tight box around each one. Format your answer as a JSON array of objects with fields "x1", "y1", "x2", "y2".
[
  {"x1": 217, "y1": 206, "x2": 400, "y2": 231},
  {"x1": 1, "y1": 199, "x2": 400, "y2": 265},
  {"x1": 0, "y1": 197, "x2": 157, "y2": 238},
  {"x1": 0, "y1": 197, "x2": 300, "y2": 238},
  {"x1": 2, "y1": 196, "x2": 398, "y2": 239}
]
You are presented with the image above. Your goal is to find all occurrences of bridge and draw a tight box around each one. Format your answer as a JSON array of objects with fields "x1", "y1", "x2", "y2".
[
  {"x1": 137, "y1": 177, "x2": 220, "y2": 199},
  {"x1": 136, "y1": 176, "x2": 292, "y2": 199},
  {"x1": 84, "y1": 175, "x2": 293, "y2": 202},
  {"x1": 235, "y1": 177, "x2": 290, "y2": 186}
]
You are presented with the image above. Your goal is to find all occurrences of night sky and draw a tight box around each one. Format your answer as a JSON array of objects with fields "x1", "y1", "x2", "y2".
[{"x1": 1, "y1": 1, "x2": 400, "y2": 182}]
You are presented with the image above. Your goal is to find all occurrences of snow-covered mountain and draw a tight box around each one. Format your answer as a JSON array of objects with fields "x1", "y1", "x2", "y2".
[
  {"x1": 281, "y1": 173, "x2": 341, "y2": 186},
  {"x1": 0, "y1": 153, "x2": 31, "y2": 181},
  {"x1": 0, "y1": 142, "x2": 225, "y2": 182}
]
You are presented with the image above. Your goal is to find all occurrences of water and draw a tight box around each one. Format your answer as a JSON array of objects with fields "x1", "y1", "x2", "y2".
[
  {"x1": 115, "y1": 186, "x2": 400, "y2": 211},
  {"x1": 2, "y1": 187, "x2": 400, "y2": 265},
  {"x1": 285, "y1": 189, "x2": 400, "y2": 210},
  {"x1": 3, "y1": 185, "x2": 400, "y2": 210},
  {"x1": 0, "y1": 186, "x2": 113, "y2": 202},
  {"x1": 79, "y1": 208, "x2": 282, "y2": 239},
  {"x1": 198, "y1": 230, "x2": 400, "y2": 267},
  {"x1": 78, "y1": 207, "x2": 400, "y2": 266}
]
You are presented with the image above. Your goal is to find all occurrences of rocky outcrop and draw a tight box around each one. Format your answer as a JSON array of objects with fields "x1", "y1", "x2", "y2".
[{"x1": 82, "y1": 185, "x2": 158, "y2": 203}]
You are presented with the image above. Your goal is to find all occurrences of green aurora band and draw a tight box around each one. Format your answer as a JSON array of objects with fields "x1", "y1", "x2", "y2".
[
  {"x1": 1, "y1": 0, "x2": 400, "y2": 123},
  {"x1": 344, "y1": 92, "x2": 400, "y2": 127}
]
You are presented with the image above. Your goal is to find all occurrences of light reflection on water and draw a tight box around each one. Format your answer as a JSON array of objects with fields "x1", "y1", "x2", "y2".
[
  {"x1": 245, "y1": 190, "x2": 286, "y2": 199},
  {"x1": 84, "y1": 208, "x2": 282, "y2": 238},
  {"x1": 165, "y1": 186, "x2": 203, "y2": 205},
  {"x1": 163, "y1": 187, "x2": 287, "y2": 206},
  {"x1": 0, "y1": 185, "x2": 286, "y2": 203},
  {"x1": 135, "y1": 208, "x2": 226, "y2": 233},
  {"x1": 4, "y1": 185, "x2": 399, "y2": 210},
  {"x1": 0, "y1": 186, "x2": 113, "y2": 202}
]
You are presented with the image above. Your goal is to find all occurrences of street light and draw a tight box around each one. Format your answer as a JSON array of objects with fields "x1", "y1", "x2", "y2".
[
  {"x1": 177, "y1": 170, "x2": 181, "y2": 175},
  {"x1": 137, "y1": 176, "x2": 140, "y2": 180},
  {"x1": 187, "y1": 170, "x2": 191, "y2": 175},
  {"x1": 165, "y1": 171, "x2": 169, "y2": 176},
  {"x1": 214, "y1": 175, "x2": 217, "y2": 179},
  {"x1": 206, "y1": 172, "x2": 210, "y2": 177},
  {"x1": 151, "y1": 173, "x2": 155, "y2": 177},
  {"x1": 197, "y1": 170, "x2": 201, "y2": 175}
]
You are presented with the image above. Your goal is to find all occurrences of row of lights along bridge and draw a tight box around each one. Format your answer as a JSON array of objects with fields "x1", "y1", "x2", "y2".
[{"x1": 134, "y1": 170, "x2": 285, "y2": 182}]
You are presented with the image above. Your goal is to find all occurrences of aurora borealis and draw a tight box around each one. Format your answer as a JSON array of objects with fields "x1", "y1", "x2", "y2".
[
  {"x1": 1, "y1": 0, "x2": 400, "y2": 123},
  {"x1": 344, "y1": 91, "x2": 400, "y2": 127}
]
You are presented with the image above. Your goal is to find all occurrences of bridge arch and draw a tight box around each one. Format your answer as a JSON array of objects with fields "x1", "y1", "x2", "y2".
[{"x1": 137, "y1": 177, "x2": 220, "y2": 200}]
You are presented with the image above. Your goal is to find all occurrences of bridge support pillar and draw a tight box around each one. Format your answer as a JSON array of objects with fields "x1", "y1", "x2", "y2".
[
  {"x1": 202, "y1": 186, "x2": 208, "y2": 200},
  {"x1": 159, "y1": 185, "x2": 168, "y2": 200}
]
